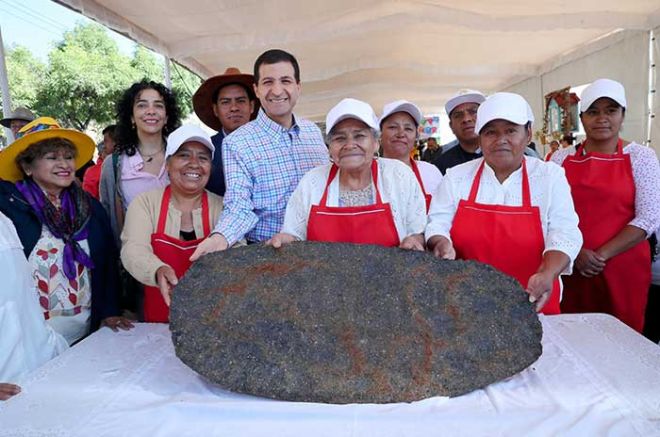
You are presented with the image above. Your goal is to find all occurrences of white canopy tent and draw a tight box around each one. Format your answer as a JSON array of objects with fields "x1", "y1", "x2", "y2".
[{"x1": 50, "y1": 1, "x2": 660, "y2": 152}]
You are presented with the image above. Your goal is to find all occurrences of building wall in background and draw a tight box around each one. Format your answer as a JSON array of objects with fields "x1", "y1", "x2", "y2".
[{"x1": 505, "y1": 30, "x2": 655, "y2": 156}]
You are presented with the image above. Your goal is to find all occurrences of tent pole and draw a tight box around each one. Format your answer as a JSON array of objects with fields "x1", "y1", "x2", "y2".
[
  {"x1": 0, "y1": 25, "x2": 14, "y2": 145},
  {"x1": 163, "y1": 55, "x2": 172, "y2": 89},
  {"x1": 647, "y1": 30, "x2": 656, "y2": 148}
]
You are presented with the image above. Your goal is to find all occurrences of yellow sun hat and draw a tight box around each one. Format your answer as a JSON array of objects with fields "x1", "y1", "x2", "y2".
[{"x1": 0, "y1": 117, "x2": 95, "y2": 182}]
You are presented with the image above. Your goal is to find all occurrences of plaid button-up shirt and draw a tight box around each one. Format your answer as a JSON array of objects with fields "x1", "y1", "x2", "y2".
[{"x1": 214, "y1": 109, "x2": 328, "y2": 244}]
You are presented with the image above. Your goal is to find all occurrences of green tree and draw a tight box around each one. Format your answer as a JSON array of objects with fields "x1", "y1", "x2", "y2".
[
  {"x1": 34, "y1": 23, "x2": 135, "y2": 131},
  {"x1": 1, "y1": 46, "x2": 45, "y2": 147},
  {"x1": 3, "y1": 23, "x2": 200, "y2": 132},
  {"x1": 169, "y1": 61, "x2": 201, "y2": 116},
  {"x1": 131, "y1": 46, "x2": 200, "y2": 116},
  {"x1": 0, "y1": 45, "x2": 46, "y2": 115},
  {"x1": 131, "y1": 45, "x2": 162, "y2": 79}
]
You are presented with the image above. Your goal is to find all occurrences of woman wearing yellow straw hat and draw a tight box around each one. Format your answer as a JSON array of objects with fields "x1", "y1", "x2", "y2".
[{"x1": 0, "y1": 117, "x2": 133, "y2": 345}]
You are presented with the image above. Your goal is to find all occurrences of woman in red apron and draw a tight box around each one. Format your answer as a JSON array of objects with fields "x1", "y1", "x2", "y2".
[
  {"x1": 427, "y1": 93, "x2": 583, "y2": 314},
  {"x1": 268, "y1": 98, "x2": 427, "y2": 250},
  {"x1": 544, "y1": 140, "x2": 559, "y2": 162},
  {"x1": 379, "y1": 100, "x2": 443, "y2": 213},
  {"x1": 120, "y1": 125, "x2": 224, "y2": 322},
  {"x1": 549, "y1": 79, "x2": 660, "y2": 333}
]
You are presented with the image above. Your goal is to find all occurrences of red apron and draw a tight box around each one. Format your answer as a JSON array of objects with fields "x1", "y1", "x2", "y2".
[
  {"x1": 560, "y1": 139, "x2": 650, "y2": 332},
  {"x1": 410, "y1": 159, "x2": 432, "y2": 213},
  {"x1": 450, "y1": 159, "x2": 561, "y2": 315},
  {"x1": 143, "y1": 186, "x2": 211, "y2": 322},
  {"x1": 307, "y1": 160, "x2": 400, "y2": 247}
]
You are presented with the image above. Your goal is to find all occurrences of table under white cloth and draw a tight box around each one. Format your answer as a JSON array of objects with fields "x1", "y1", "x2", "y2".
[{"x1": 1, "y1": 313, "x2": 659, "y2": 436}]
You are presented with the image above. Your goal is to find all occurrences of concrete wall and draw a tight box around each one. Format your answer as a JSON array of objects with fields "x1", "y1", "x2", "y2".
[{"x1": 504, "y1": 30, "x2": 656, "y2": 156}]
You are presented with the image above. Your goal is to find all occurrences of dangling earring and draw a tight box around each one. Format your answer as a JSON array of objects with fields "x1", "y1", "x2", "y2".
[{"x1": 131, "y1": 120, "x2": 136, "y2": 130}]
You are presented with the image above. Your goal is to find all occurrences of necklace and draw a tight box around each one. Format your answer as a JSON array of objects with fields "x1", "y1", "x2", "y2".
[{"x1": 140, "y1": 148, "x2": 164, "y2": 163}]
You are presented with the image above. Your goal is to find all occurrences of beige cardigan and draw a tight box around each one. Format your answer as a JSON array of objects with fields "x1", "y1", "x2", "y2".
[{"x1": 120, "y1": 187, "x2": 224, "y2": 287}]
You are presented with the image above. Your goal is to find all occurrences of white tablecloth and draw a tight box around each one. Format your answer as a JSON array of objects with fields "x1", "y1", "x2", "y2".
[{"x1": 1, "y1": 314, "x2": 659, "y2": 436}]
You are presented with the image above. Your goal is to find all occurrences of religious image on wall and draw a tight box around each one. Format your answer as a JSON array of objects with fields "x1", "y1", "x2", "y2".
[{"x1": 545, "y1": 88, "x2": 579, "y2": 134}]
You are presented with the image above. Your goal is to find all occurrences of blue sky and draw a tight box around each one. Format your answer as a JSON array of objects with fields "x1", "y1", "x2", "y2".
[{"x1": 0, "y1": 0, "x2": 137, "y2": 60}]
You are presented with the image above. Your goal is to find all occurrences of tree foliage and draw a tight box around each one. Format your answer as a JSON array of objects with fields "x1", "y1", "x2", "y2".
[
  {"x1": 3, "y1": 46, "x2": 46, "y2": 109},
  {"x1": 3, "y1": 22, "x2": 200, "y2": 132}
]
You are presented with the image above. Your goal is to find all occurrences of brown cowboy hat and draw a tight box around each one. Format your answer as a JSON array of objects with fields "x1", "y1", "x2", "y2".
[{"x1": 193, "y1": 67, "x2": 259, "y2": 131}]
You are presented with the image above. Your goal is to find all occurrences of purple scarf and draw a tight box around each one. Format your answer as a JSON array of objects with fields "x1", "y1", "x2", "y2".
[{"x1": 16, "y1": 179, "x2": 95, "y2": 280}]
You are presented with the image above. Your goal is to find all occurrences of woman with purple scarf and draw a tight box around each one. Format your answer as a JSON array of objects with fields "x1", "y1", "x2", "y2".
[{"x1": 0, "y1": 117, "x2": 133, "y2": 345}]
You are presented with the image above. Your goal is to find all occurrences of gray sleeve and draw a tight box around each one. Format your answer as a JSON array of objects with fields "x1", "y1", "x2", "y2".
[
  {"x1": 99, "y1": 157, "x2": 115, "y2": 219},
  {"x1": 99, "y1": 156, "x2": 123, "y2": 245}
]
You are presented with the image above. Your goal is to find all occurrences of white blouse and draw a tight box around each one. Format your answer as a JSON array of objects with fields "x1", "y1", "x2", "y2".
[
  {"x1": 551, "y1": 142, "x2": 660, "y2": 236},
  {"x1": 425, "y1": 156, "x2": 583, "y2": 274},
  {"x1": 0, "y1": 212, "x2": 68, "y2": 381},
  {"x1": 281, "y1": 158, "x2": 427, "y2": 241},
  {"x1": 417, "y1": 160, "x2": 443, "y2": 196},
  {"x1": 28, "y1": 227, "x2": 92, "y2": 345}
]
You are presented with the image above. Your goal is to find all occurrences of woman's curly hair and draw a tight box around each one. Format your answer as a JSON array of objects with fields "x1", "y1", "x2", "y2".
[{"x1": 114, "y1": 80, "x2": 182, "y2": 156}]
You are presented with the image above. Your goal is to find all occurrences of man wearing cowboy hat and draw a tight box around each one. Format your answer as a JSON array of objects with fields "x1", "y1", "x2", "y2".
[
  {"x1": 193, "y1": 67, "x2": 259, "y2": 196},
  {"x1": 1, "y1": 107, "x2": 36, "y2": 143}
]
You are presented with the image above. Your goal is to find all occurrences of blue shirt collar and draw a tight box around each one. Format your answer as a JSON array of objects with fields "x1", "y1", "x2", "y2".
[{"x1": 255, "y1": 108, "x2": 300, "y2": 135}]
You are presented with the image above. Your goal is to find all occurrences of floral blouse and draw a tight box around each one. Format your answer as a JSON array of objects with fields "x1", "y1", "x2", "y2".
[{"x1": 28, "y1": 226, "x2": 92, "y2": 345}]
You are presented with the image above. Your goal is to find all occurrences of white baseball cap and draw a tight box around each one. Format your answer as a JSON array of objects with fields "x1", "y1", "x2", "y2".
[
  {"x1": 165, "y1": 124, "x2": 215, "y2": 159},
  {"x1": 445, "y1": 89, "x2": 486, "y2": 116},
  {"x1": 475, "y1": 92, "x2": 534, "y2": 134},
  {"x1": 326, "y1": 98, "x2": 379, "y2": 135},
  {"x1": 579, "y1": 78, "x2": 627, "y2": 113},
  {"x1": 379, "y1": 100, "x2": 423, "y2": 127}
]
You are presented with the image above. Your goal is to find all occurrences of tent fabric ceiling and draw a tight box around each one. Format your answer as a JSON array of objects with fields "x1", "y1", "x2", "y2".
[{"x1": 55, "y1": 0, "x2": 660, "y2": 121}]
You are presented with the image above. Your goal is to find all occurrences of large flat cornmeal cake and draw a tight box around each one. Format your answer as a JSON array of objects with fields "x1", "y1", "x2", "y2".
[{"x1": 170, "y1": 242, "x2": 542, "y2": 404}]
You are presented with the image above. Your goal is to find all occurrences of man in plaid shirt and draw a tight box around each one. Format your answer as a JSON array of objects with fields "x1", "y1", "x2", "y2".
[{"x1": 191, "y1": 49, "x2": 328, "y2": 260}]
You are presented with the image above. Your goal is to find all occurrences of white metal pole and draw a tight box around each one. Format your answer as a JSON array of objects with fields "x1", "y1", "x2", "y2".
[
  {"x1": 647, "y1": 30, "x2": 656, "y2": 148},
  {"x1": 163, "y1": 54, "x2": 172, "y2": 89},
  {"x1": 0, "y1": 25, "x2": 14, "y2": 145}
]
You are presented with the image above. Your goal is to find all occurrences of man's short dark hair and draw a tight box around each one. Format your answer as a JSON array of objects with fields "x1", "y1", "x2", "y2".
[
  {"x1": 253, "y1": 49, "x2": 300, "y2": 83},
  {"x1": 102, "y1": 124, "x2": 117, "y2": 140},
  {"x1": 561, "y1": 133, "x2": 575, "y2": 143},
  {"x1": 211, "y1": 83, "x2": 255, "y2": 104}
]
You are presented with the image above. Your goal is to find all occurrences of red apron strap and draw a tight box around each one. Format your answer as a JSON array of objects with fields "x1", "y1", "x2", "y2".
[
  {"x1": 318, "y1": 165, "x2": 339, "y2": 207},
  {"x1": 521, "y1": 159, "x2": 531, "y2": 208},
  {"x1": 467, "y1": 160, "x2": 530, "y2": 207},
  {"x1": 201, "y1": 190, "x2": 210, "y2": 236},
  {"x1": 409, "y1": 159, "x2": 428, "y2": 197},
  {"x1": 158, "y1": 186, "x2": 211, "y2": 237},
  {"x1": 320, "y1": 160, "x2": 383, "y2": 206},
  {"x1": 467, "y1": 161, "x2": 486, "y2": 202},
  {"x1": 577, "y1": 138, "x2": 623, "y2": 156},
  {"x1": 371, "y1": 160, "x2": 384, "y2": 204},
  {"x1": 156, "y1": 186, "x2": 172, "y2": 234}
]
